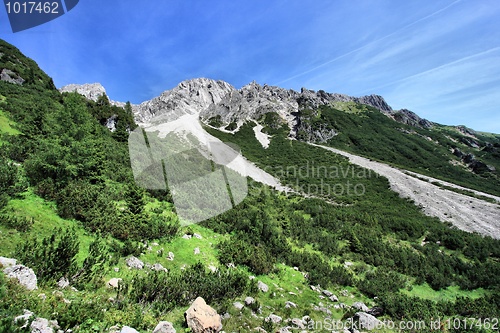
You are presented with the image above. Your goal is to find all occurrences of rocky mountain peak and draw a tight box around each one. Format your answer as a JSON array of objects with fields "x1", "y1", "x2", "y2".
[
  {"x1": 136, "y1": 78, "x2": 236, "y2": 123},
  {"x1": 393, "y1": 109, "x2": 434, "y2": 129},
  {"x1": 59, "y1": 83, "x2": 127, "y2": 108},
  {"x1": 357, "y1": 94, "x2": 393, "y2": 114}
]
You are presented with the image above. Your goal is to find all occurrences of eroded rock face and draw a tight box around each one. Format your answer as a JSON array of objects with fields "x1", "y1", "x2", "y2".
[
  {"x1": 184, "y1": 297, "x2": 222, "y2": 333},
  {"x1": 1, "y1": 68, "x2": 25, "y2": 85},
  {"x1": 136, "y1": 78, "x2": 235, "y2": 123}
]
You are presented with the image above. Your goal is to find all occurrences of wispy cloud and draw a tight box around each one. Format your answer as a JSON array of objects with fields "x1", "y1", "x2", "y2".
[{"x1": 274, "y1": 0, "x2": 463, "y2": 86}]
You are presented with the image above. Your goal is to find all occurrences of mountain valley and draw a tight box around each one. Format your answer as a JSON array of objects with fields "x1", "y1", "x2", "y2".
[{"x1": 1, "y1": 38, "x2": 500, "y2": 333}]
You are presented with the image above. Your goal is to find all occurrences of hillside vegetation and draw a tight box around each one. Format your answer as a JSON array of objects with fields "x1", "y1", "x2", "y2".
[{"x1": 296, "y1": 104, "x2": 500, "y2": 197}]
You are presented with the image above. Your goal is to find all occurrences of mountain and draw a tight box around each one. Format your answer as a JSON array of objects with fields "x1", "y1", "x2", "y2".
[{"x1": 2, "y1": 39, "x2": 500, "y2": 333}]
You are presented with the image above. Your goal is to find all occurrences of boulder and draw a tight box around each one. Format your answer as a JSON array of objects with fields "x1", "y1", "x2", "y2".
[
  {"x1": 265, "y1": 314, "x2": 282, "y2": 324},
  {"x1": 107, "y1": 278, "x2": 122, "y2": 289},
  {"x1": 354, "y1": 312, "x2": 383, "y2": 330},
  {"x1": 285, "y1": 301, "x2": 297, "y2": 309},
  {"x1": 233, "y1": 302, "x2": 244, "y2": 311},
  {"x1": 120, "y1": 326, "x2": 140, "y2": 333},
  {"x1": 3, "y1": 264, "x2": 37, "y2": 290},
  {"x1": 31, "y1": 317, "x2": 59, "y2": 333},
  {"x1": 167, "y1": 252, "x2": 175, "y2": 261},
  {"x1": 14, "y1": 311, "x2": 59, "y2": 333},
  {"x1": 57, "y1": 277, "x2": 70, "y2": 289},
  {"x1": 151, "y1": 263, "x2": 167, "y2": 272},
  {"x1": 182, "y1": 234, "x2": 192, "y2": 239},
  {"x1": 257, "y1": 281, "x2": 269, "y2": 292},
  {"x1": 244, "y1": 297, "x2": 255, "y2": 306},
  {"x1": 352, "y1": 302, "x2": 369, "y2": 312},
  {"x1": 125, "y1": 256, "x2": 144, "y2": 269},
  {"x1": 0, "y1": 256, "x2": 17, "y2": 268},
  {"x1": 329, "y1": 295, "x2": 339, "y2": 302},
  {"x1": 153, "y1": 321, "x2": 176, "y2": 333},
  {"x1": 322, "y1": 289, "x2": 333, "y2": 297},
  {"x1": 291, "y1": 318, "x2": 305, "y2": 329},
  {"x1": 184, "y1": 297, "x2": 222, "y2": 333}
]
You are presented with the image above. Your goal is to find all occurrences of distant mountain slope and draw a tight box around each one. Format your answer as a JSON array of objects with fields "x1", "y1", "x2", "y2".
[{"x1": 122, "y1": 78, "x2": 500, "y2": 197}]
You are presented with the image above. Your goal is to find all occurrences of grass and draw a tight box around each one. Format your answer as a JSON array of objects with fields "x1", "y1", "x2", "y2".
[
  {"x1": 403, "y1": 284, "x2": 486, "y2": 302},
  {"x1": 0, "y1": 109, "x2": 21, "y2": 135},
  {"x1": 0, "y1": 191, "x2": 94, "y2": 263}
]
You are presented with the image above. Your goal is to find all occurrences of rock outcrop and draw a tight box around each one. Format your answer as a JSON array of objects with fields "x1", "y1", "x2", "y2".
[
  {"x1": 153, "y1": 321, "x2": 176, "y2": 333},
  {"x1": 184, "y1": 297, "x2": 222, "y2": 333},
  {"x1": 3, "y1": 264, "x2": 37, "y2": 290},
  {"x1": 393, "y1": 109, "x2": 433, "y2": 129},
  {"x1": 125, "y1": 256, "x2": 144, "y2": 269},
  {"x1": 1, "y1": 68, "x2": 24, "y2": 85},
  {"x1": 59, "y1": 83, "x2": 126, "y2": 108}
]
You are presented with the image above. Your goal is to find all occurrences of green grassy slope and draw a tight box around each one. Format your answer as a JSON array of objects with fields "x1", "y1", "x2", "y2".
[{"x1": 296, "y1": 104, "x2": 500, "y2": 196}]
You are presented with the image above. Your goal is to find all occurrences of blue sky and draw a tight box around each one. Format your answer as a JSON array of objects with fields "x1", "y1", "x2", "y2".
[{"x1": 1, "y1": 0, "x2": 500, "y2": 133}]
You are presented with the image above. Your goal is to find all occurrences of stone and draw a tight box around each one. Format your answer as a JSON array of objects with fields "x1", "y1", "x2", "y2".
[
  {"x1": 120, "y1": 326, "x2": 140, "y2": 333},
  {"x1": 354, "y1": 312, "x2": 383, "y2": 331},
  {"x1": 244, "y1": 297, "x2": 255, "y2": 306},
  {"x1": 57, "y1": 277, "x2": 70, "y2": 289},
  {"x1": 167, "y1": 252, "x2": 175, "y2": 261},
  {"x1": 193, "y1": 233, "x2": 203, "y2": 239},
  {"x1": 184, "y1": 297, "x2": 222, "y2": 333},
  {"x1": 233, "y1": 302, "x2": 244, "y2": 311},
  {"x1": 152, "y1": 321, "x2": 176, "y2": 333},
  {"x1": 291, "y1": 318, "x2": 305, "y2": 330},
  {"x1": 31, "y1": 317, "x2": 57, "y2": 333},
  {"x1": 3, "y1": 264, "x2": 37, "y2": 290},
  {"x1": 265, "y1": 314, "x2": 282, "y2": 324},
  {"x1": 322, "y1": 289, "x2": 333, "y2": 297},
  {"x1": 151, "y1": 263, "x2": 167, "y2": 272},
  {"x1": 182, "y1": 234, "x2": 192, "y2": 239},
  {"x1": 125, "y1": 256, "x2": 144, "y2": 269},
  {"x1": 257, "y1": 281, "x2": 269, "y2": 292},
  {"x1": 194, "y1": 247, "x2": 200, "y2": 255},
  {"x1": 107, "y1": 278, "x2": 122, "y2": 289},
  {"x1": 0, "y1": 256, "x2": 17, "y2": 268},
  {"x1": 352, "y1": 302, "x2": 369, "y2": 312},
  {"x1": 329, "y1": 295, "x2": 339, "y2": 302},
  {"x1": 208, "y1": 265, "x2": 217, "y2": 273},
  {"x1": 285, "y1": 301, "x2": 297, "y2": 308}
]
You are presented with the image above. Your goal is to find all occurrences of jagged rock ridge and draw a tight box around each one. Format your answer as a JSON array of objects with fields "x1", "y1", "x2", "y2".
[
  {"x1": 62, "y1": 78, "x2": 435, "y2": 138},
  {"x1": 131, "y1": 78, "x2": 433, "y2": 141}
]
